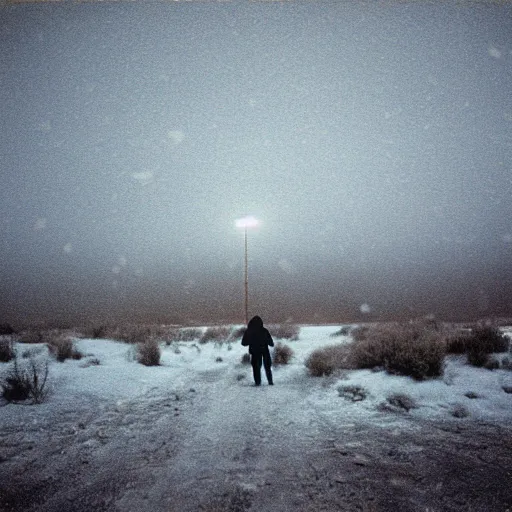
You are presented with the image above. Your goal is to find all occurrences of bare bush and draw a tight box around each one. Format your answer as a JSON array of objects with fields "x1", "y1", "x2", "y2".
[
  {"x1": 273, "y1": 343, "x2": 293, "y2": 365},
  {"x1": 137, "y1": 339, "x2": 161, "y2": 366},
  {"x1": 467, "y1": 350, "x2": 488, "y2": 367},
  {"x1": 91, "y1": 325, "x2": 107, "y2": 339},
  {"x1": 305, "y1": 344, "x2": 353, "y2": 376},
  {"x1": 466, "y1": 326, "x2": 509, "y2": 367},
  {"x1": 350, "y1": 325, "x2": 370, "y2": 342},
  {"x1": 267, "y1": 324, "x2": 300, "y2": 340},
  {"x1": 200, "y1": 326, "x2": 231, "y2": 344},
  {"x1": 171, "y1": 327, "x2": 202, "y2": 342},
  {"x1": 444, "y1": 330, "x2": 473, "y2": 354},
  {"x1": 484, "y1": 356, "x2": 500, "y2": 370},
  {"x1": 350, "y1": 323, "x2": 445, "y2": 380},
  {"x1": 1, "y1": 356, "x2": 49, "y2": 404},
  {"x1": 467, "y1": 326, "x2": 509, "y2": 353},
  {"x1": 0, "y1": 337, "x2": 15, "y2": 362},
  {"x1": 502, "y1": 356, "x2": 512, "y2": 371},
  {"x1": 230, "y1": 326, "x2": 246, "y2": 340},
  {"x1": 47, "y1": 335, "x2": 82, "y2": 362}
]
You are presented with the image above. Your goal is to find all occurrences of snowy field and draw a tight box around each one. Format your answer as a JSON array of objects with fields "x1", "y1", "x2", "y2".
[{"x1": 1, "y1": 325, "x2": 512, "y2": 511}]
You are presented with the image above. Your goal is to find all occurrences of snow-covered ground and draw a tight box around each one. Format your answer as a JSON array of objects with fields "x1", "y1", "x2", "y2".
[{"x1": 1, "y1": 325, "x2": 512, "y2": 511}]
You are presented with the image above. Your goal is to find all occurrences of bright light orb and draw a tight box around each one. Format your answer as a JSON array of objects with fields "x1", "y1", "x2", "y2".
[{"x1": 236, "y1": 216, "x2": 259, "y2": 229}]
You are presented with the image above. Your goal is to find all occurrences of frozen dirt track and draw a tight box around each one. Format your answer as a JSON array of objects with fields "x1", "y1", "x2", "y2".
[{"x1": 1, "y1": 358, "x2": 512, "y2": 512}]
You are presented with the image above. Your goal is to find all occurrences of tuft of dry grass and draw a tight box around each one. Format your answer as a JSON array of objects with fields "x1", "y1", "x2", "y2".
[
  {"x1": 386, "y1": 392, "x2": 418, "y2": 412},
  {"x1": 267, "y1": 324, "x2": 300, "y2": 341},
  {"x1": 337, "y1": 384, "x2": 368, "y2": 402},
  {"x1": 137, "y1": 339, "x2": 161, "y2": 366},
  {"x1": 200, "y1": 326, "x2": 232, "y2": 344},
  {"x1": 464, "y1": 326, "x2": 509, "y2": 367},
  {"x1": 1, "y1": 356, "x2": 49, "y2": 404},
  {"x1": 305, "y1": 344, "x2": 353, "y2": 376},
  {"x1": 273, "y1": 342, "x2": 294, "y2": 365},
  {"x1": 451, "y1": 403, "x2": 470, "y2": 418},
  {"x1": 47, "y1": 335, "x2": 82, "y2": 362},
  {"x1": 350, "y1": 323, "x2": 445, "y2": 380},
  {"x1": 170, "y1": 327, "x2": 202, "y2": 342},
  {"x1": 231, "y1": 326, "x2": 247, "y2": 340},
  {"x1": 444, "y1": 330, "x2": 474, "y2": 354}
]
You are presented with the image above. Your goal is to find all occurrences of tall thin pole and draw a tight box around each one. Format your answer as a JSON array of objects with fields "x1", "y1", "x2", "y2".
[{"x1": 244, "y1": 226, "x2": 249, "y2": 325}]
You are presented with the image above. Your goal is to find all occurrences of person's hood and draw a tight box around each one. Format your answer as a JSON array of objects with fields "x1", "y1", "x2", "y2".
[{"x1": 247, "y1": 315, "x2": 263, "y2": 330}]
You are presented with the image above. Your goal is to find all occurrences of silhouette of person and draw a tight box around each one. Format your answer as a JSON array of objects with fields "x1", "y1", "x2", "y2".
[{"x1": 241, "y1": 315, "x2": 274, "y2": 386}]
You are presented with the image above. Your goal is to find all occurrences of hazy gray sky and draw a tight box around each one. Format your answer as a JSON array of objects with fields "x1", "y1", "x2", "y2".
[{"x1": 1, "y1": 1, "x2": 511, "y2": 326}]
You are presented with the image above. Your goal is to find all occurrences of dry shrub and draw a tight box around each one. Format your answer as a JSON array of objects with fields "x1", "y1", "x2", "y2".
[
  {"x1": 444, "y1": 330, "x2": 473, "y2": 354},
  {"x1": 467, "y1": 350, "x2": 489, "y2": 368},
  {"x1": 305, "y1": 344, "x2": 353, "y2": 376},
  {"x1": 268, "y1": 324, "x2": 300, "y2": 340},
  {"x1": 47, "y1": 335, "x2": 82, "y2": 362},
  {"x1": 231, "y1": 326, "x2": 246, "y2": 340},
  {"x1": 200, "y1": 326, "x2": 231, "y2": 344},
  {"x1": 466, "y1": 325, "x2": 509, "y2": 354},
  {"x1": 0, "y1": 337, "x2": 15, "y2": 363},
  {"x1": 137, "y1": 339, "x2": 161, "y2": 366},
  {"x1": 350, "y1": 323, "x2": 445, "y2": 380},
  {"x1": 169, "y1": 327, "x2": 202, "y2": 342},
  {"x1": 351, "y1": 325, "x2": 370, "y2": 342},
  {"x1": 273, "y1": 342, "x2": 293, "y2": 365},
  {"x1": 451, "y1": 403, "x2": 470, "y2": 418},
  {"x1": 386, "y1": 393, "x2": 418, "y2": 412},
  {"x1": 1, "y1": 356, "x2": 49, "y2": 403},
  {"x1": 502, "y1": 356, "x2": 512, "y2": 371},
  {"x1": 90, "y1": 325, "x2": 107, "y2": 339},
  {"x1": 483, "y1": 356, "x2": 500, "y2": 370}
]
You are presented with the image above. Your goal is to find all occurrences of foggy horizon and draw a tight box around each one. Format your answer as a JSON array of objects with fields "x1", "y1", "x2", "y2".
[{"x1": 1, "y1": 2, "x2": 512, "y2": 328}]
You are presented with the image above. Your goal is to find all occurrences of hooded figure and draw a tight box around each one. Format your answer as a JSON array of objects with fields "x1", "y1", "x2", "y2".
[{"x1": 241, "y1": 315, "x2": 274, "y2": 386}]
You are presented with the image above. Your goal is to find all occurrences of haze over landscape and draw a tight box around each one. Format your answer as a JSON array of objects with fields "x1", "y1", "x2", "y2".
[{"x1": 1, "y1": 1, "x2": 511, "y2": 327}]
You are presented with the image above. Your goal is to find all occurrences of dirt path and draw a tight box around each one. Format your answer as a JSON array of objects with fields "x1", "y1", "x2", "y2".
[{"x1": 1, "y1": 363, "x2": 512, "y2": 511}]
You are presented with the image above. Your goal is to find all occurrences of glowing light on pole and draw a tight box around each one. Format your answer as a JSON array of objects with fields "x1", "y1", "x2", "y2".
[{"x1": 236, "y1": 216, "x2": 259, "y2": 325}]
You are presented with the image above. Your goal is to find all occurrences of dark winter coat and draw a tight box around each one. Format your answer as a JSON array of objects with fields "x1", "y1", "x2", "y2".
[{"x1": 241, "y1": 316, "x2": 274, "y2": 355}]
